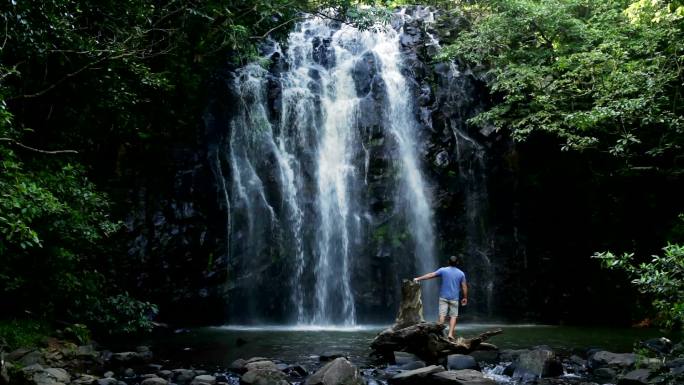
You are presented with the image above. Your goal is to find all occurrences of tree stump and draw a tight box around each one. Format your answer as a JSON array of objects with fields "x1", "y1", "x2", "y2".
[{"x1": 370, "y1": 279, "x2": 502, "y2": 363}]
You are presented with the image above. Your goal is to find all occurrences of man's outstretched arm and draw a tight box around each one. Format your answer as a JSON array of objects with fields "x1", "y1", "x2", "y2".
[
  {"x1": 414, "y1": 272, "x2": 438, "y2": 282},
  {"x1": 461, "y1": 281, "x2": 468, "y2": 305}
]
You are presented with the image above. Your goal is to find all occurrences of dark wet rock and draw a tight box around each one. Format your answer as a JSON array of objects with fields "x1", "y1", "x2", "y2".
[
  {"x1": 305, "y1": 357, "x2": 364, "y2": 385},
  {"x1": 513, "y1": 347, "x2": 563, "y2": 379},
  {"x1": 431, "y1": 370, "x2": 496, "y2": 385},
  {"x1": 640, "y1": 337, "x2": 672, "y2": 355},
  {"x1": 446, "y1": 355, "x2": 478, "y2": 371},
  {"x1": 398, "y1": 361, "x2": 426, "y2": 371},
  {"x1": 284, "y1": 365, "x2": 307, "y2": 377},
  {"x1": 230, "y1": 359, "x2": 248, "y2": 373},
  {"x1": 71, "y1": 374, "x2": 98, "y2": 385},
  {"x1": 149, "y1": 364, "x2": 164, "y2": 372},
  {"x1": 502, "y1": 363, "x2": 515, "y2": 377},
  {"x1": 191, "y1": 375, "x2": 216, "y2": 385},
  {"x1": 394, "y1": 352, "x2": 421, "y2": 366},
  {"x1": 666, "y1": 357, "x2": 684, "y2": 375},
  {"x1": 141, "y1": 378, "x2": 169, "y2": 385},
  {"x1": 124, "y1": 368, "x2": 135, "y2": 378},
  {"x1": 15, "y1": 350, "x2": 46, "y2": 366},
  {"x1": 172, "y1": 369, "x2": 196, "y2": 385},
  {"x1": 142, "y1": 374, "x2": 161, "y2": 379},
  {"x1": 387, "y1": 365, "x2": 444, "y2": 385},
  {"x1": 245, "y1": 361, "x2": 278, "y2": 372},
  {"x1": 97, "y1": 379, "x2": 118, "y2": 385},
  {"x1": 241, "y1": 369, "x2": 288, "y2": 385},
  {"x1": 588, "y1": 351, "x2": 636, "y2": 369},
  {"x1": 319, "y1": 352, "x2": 348, "y2": 362},
  {"x1": 469, "y1": 350, "x2": 499, "y2": 365},
  {"x1": 593, "y1": 367, "x2": 616, "y2": 380},
  {"x1": 617, "y1": 369, "x2": 652, "y2": 385},
  {"x1": 103, "y1": 372, "x2": 114, "y2": 378},
  {"x1": 159, "y1": 371, "x2": 174, "y2": 380},
  {"x1": 112, "y1": 352, "x2": 149, "y2": 365}
]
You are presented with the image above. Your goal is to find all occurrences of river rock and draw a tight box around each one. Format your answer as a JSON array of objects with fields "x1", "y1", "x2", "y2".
[
  {"x1": 593, "y1": 367, "x2": 616, "y2": 380},
  {"x1": 387, "y1": 365, "x2": 444, "y2": 385},
  {"x1": 158, "y1": 371, "x2": 173, "y2": 380},
  {"x1": 241, "y1": 369, "x2": 288, "y2": 385},
  {"x1": 617, "y1": 368, "x2": 653, "y2": 385},
  {"x1": 245, "y1": 361, "x2": 278, "y2": 372},
  {"x1": 284, "y1": 365, "x2": 307, "y2": 377},
  {"x1": 246, "y1": 357, "x2": 271, "y2": 364},
  {"x1": 44, "y1": 368, "x2": 70, "y2": 384},
  {"x1": 173, "y1": 369, "x2": 196, "y2": 385},
  {"x1": 641, "y1": 337, "x2": 672, "y2": 355},
  {"x1": 141, "y1": 378, "x2": 168, "y2": 385},
  {"x1": 192, "y1": 375, "x2": 217, "y2": 385},
  {"x1": 97, "y1": 378, "x2": 118, "y2": 385},
  {"x1": 431, "y1": 370, "x2": 496, "y2": 385},
  {"x1": 71, "y1": 374, "x2": 98, "y2": 385},
  {"x1": 513, "y1": 347, "x2": 563, "y2": 379},
  {"x1": 142, "y1": 374, "x2": 160, "y2": 379},
  {"x1": 589, "y1": 351, "x2": 636, "y2": 369},
  {"x1": 103, "y1": 372, "x2": 114, "y2": 379},
  {"x1": 305, "y1": 357, "x2": 364, "y2": 385},
  {"x1": 231, "y1": 359, "x2": 248, "y2": 373},
  {"x1": 446, "y1": 355, "x2": 478, "y2": 370},
  {"x1": 123, "y1": 368, "x2": 135, "y2": 378}
]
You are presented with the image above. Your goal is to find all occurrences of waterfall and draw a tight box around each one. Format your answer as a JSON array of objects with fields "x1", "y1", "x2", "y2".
[{"x1": 226, "y1": 15, "x2": 436, "y2": 325}]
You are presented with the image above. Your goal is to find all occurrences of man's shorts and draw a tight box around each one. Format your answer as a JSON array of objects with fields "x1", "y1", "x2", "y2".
[{"x1": 439, "y1": 297, "x2": 459, "y2": 317}]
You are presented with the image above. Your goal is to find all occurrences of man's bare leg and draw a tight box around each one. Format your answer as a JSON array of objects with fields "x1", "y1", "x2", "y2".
[
  {"x1": 447, "y1": 316, "x2": 458, "y2": 339},
  {"x1": 438, "y1": 315, "x2": 446, "y2": 325}
]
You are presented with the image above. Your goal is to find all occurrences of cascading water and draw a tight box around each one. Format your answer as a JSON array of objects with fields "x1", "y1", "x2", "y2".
[{"x1": 226, "y1": 14, "x2": 438, "y2": 325}]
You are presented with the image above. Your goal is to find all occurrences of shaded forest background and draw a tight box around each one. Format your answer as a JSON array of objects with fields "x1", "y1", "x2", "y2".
[{"x1": 0, "y1": 0, "x2": 682, "y2": 343}]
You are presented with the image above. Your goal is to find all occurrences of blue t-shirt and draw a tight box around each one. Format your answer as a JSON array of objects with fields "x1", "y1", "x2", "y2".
[{"x1": 435, "y1": 267, "x2": 466, "y2": 301}]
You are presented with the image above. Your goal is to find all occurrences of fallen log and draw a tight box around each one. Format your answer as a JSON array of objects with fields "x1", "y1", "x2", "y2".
[{"x1": 370, "y1": 280, "x2": 503, "y2": 363}]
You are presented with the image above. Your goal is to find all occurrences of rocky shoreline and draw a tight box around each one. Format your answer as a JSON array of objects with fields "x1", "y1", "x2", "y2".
[{"x1": 2, "y1": 333, "x2": 683, "y2": 385}]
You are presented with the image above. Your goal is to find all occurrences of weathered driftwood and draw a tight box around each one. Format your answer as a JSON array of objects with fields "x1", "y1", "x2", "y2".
[{"x1": 370, "y1": 280, "x2": 503, "y2": 363}]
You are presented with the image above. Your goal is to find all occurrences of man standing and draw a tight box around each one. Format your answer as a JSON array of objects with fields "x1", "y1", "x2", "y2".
[{"x1": 413, "y1": 255, "x2": 468, "y2": 339}]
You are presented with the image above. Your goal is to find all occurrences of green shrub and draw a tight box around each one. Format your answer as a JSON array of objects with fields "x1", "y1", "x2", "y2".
[{"x1": 0, "y1": 320, "x2": 49, "y2": 351}]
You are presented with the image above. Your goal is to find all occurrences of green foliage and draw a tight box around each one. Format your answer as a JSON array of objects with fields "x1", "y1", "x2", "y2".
[
  {"x1": 593, "y1": 242, "x2": 684, "y2": 329},
  {"x1": 0, "y1": 320, "x2": 49, "y2": 351},
  {"x1": 440, "y1": 0, "x2": 684, "y2": 172}
]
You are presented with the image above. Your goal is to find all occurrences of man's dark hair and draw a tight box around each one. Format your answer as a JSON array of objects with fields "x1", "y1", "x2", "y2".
[{"x1": 448, "y1": 255, "x2": 460, "y2": 266}]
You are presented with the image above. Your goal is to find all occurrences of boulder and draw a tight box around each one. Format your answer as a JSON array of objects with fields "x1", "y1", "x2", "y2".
[
  {"x1": 71, "y1": 374, "x2": 98, "y2": 385},
  {"x1": 141, "y1": 378, "x2": 169, "y2": 385},
  {"x1": 192, "y1": 375, "x2": 217, "y2": 385},
  {"x1": 593, "y1": 367, "x2": 616, "y2": 380},
  {"x1": 241, "y1": 369, "x2": 288, "y2": 385},
  {"x1": 43, "y1": 368, "x2": 70, "y2": 383},
  {"x1": 96, "y1": 379, "x2": 118, "y2": 385},
  {"x1": 617, "y1": 368, "x2": 653, "y2": 385},
  {"x1": 589, "y1": 351, "x2": 636, "y2": 369},
  {"x1": 641, "y1": 337, "x2": 672, "y2": 355},
  {"x1": 230, "y1": 359, "x2": 248, "y2": 373},
  {"x1": 446, "y1": 355, "x2": 478, "y2": 371},
  {"x1": 387, "y1": 365, "x2": 444, "y2": 385},
  {"x1": 172, "y1": 369, "x2": 196, "y2": 385},
  {"x1": 305, "y1": 358, "x2": 364, "y2": 385},
  {"x1": 158, "y1": 371, "x2": 173, "y2": 380},
  {"x1": 430, "y1": 370, "x2": 496, "y2": 385},
  {"x1": 245, "y1": 361, "x2": 278, "y2": 372},
  {"x1": 513, "y1": 347, "x2": 563, "y2": 380}
]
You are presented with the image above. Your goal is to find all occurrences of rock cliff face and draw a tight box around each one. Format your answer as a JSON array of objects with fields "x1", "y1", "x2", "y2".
[
  {"x1": 122, "y1": 6, "x2": 524, "y2": 324},
  {"x1": 122, "y1": 6, "x2": 647, "y2": 326}
]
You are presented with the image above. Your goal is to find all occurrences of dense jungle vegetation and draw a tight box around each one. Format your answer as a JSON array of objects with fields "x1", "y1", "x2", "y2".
[{"x1": 0, "y1": 0, "x2": 682, "y2": 344}]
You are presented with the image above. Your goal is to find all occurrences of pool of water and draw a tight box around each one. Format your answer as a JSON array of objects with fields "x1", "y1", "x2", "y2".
[{"x1": 148, "y1": 323, "x2": 678, "y2": 369}]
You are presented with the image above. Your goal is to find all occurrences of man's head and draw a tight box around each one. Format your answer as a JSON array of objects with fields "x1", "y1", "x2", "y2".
[{"x1": 448, "y1": 255, "x2": 460, "y2": 267}]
